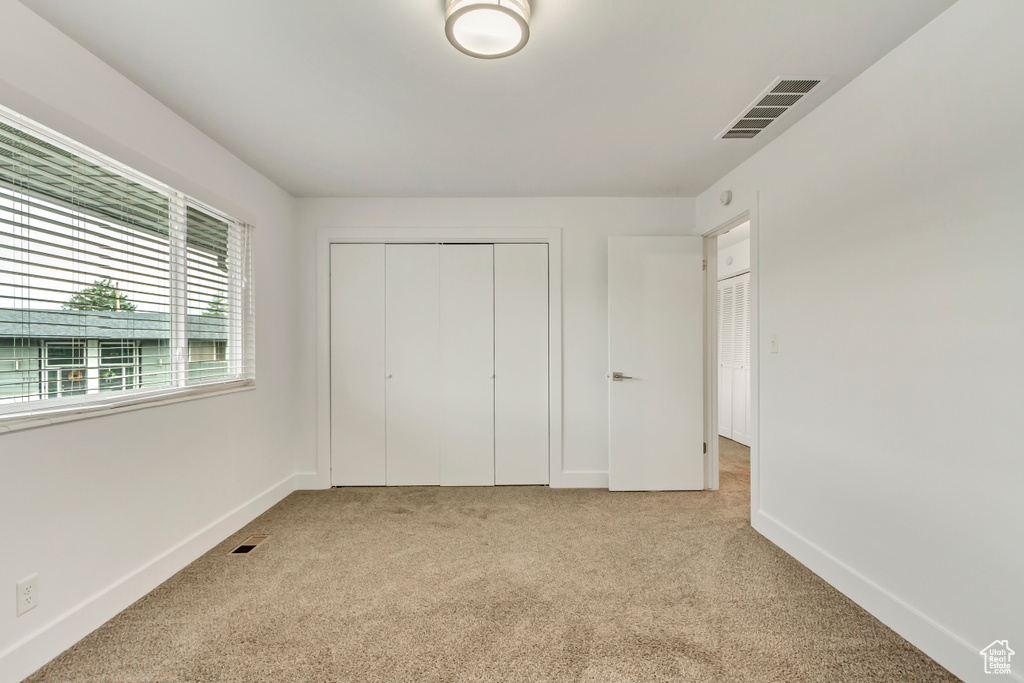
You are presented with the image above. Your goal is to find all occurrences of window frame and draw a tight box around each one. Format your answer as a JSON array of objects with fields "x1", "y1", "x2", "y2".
[
  {"x1": 0, "y1": 104, "x2": 255, "y2": 434},
  {"x1": 42, "y1": 340, "x2": 87, "y2": 399}
]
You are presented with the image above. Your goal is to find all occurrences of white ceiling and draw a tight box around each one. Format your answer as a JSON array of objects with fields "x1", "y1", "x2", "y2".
[{"x1": 18, "y1": 0, "x2": 956, "y2": 198}]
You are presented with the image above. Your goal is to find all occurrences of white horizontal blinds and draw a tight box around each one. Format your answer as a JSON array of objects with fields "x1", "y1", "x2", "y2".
[
  {"x1": 0, "y1": 119, "x2": 174, "y2": 409},
  {"x1": 0, "y1": 105, "x2": 254, "y2": 421},
  {"x1": 185, "y1": 205, "x2": 250, "y2": 384},
  {"x1": 239, "y1": 223, "x2": 255, "y2": 381},
  {"x1": 168, "y1": 193, "x2": 188, "y2": 386}
]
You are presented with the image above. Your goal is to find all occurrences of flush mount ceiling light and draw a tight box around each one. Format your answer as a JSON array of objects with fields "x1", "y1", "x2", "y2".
[{"x1": 446, "y1": 0, "x2": 531, "y2": 59}]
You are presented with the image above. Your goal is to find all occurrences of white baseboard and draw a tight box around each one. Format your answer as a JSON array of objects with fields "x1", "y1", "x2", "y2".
[
  {"x1": 752, "y1": 510, "x2": 1014, "y2": 683},
  {"x1": 291, "y1": 471, "x2": 330, "y2": 490},
  {"x1": 0, "y1": 474, "x2": 298, "y2": 683},
  {"x1": 293, "y1": 469, "x2": 609, "y2": 490},
  {"x1": 556, "y1": 471, "x2": 609, "y2": 488}
]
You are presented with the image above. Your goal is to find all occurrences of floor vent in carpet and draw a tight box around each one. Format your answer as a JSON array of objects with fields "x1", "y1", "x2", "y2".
[{"x1": 230, "y1": 535, "x2": 270, "y2": 554}]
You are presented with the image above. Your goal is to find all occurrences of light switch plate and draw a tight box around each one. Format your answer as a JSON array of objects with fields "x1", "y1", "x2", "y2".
[{"x1": 769, "y1": 333, "x2": 779, "y2": 354}]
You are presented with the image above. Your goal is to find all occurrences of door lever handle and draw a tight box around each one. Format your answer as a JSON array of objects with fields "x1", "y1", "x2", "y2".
[{"x1": 611, "y1": 372, "x2": 634, "y2": 381}]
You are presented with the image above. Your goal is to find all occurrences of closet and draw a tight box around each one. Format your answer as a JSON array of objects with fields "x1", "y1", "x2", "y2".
[
  {"x1": 718, "y1": 272, "x2": 751, "y2": 445},
  {"x1": 329, "y1": 243, "x2": 549, "y2": 486}
]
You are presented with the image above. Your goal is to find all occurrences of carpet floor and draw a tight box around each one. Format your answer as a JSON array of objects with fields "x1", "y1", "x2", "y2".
[{"x1": 26, "y1": 438, "x2": 957, "y2": 682}]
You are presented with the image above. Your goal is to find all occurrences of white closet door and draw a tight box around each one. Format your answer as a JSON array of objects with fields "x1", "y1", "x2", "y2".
[
  {"x1": 386, "y1": 244, "x2": 440, "y2": 485},
  {"x1": 494, "y1": 244, "x2": 549, "y2": 485},
  {"x1": 718, "y1": 272, "x2": 751, "y2": 445},
  {"x1": 330, "y1": 244, "x2": 386, "y2": 486},
  {"x1": 718, "y1": 280, "x2": 735, "y2": 439},
  {"x1": 439, "y1": 245, "x2": 495, "y2": 486}
]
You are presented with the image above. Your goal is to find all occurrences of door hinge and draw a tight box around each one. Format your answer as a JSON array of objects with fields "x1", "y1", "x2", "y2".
[
  {"x1": 703, "y1": 442, "x2": 707, "y2": 454},
  {"x1": 702, "y1": 259, "x2": 706, "y2": 271}
]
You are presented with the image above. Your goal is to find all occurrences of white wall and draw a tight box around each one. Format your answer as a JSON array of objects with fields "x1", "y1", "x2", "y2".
[
  {"x1": 697, "y1": 1, "x2": 1023, "y2": 680},
  {"x1": 295, "y1": 198, "x2": 694, "y2": 485},
  {"x1": 717, "y1": 238, "x2": 750, "y2": 281},
  {"x1": 0, "y1": 2, "x2": 305, "y2": 681}
]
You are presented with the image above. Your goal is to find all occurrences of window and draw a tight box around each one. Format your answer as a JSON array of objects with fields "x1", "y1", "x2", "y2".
[
  {"x1": 43, "y1": 341, "x2": 86, "y2": 398},
  {"x1": 99, "y1": 340, "x2": 140, "y2": 392},
  {"x1": 189, "y1": 340, "x2": 227, "y2": 364},
  {"x1": 0, "y1": 104, "x2": 254, "y2": 426},
  {"x1": 186, "y1": 207, "x2": 236, "y2": 383}
]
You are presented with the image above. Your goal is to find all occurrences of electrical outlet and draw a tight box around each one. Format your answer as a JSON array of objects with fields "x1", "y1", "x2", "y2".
[{"x1": 16, "y1": 575, "x2": 37, "y2": 616}]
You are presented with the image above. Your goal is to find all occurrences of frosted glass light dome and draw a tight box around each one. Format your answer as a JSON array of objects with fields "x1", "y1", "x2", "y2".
[{"x1": 445, "y1": 0, "x2": 531, "y2": 59}]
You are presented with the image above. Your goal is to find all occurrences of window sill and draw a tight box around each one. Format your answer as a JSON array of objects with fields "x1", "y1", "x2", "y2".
[{"x1": 0, "y1": 380, "x2": 256, "y2": 435}]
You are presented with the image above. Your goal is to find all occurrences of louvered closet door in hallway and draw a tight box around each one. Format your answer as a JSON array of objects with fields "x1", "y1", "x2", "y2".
[{"x1": 718, "y1": 272, "x2": 750, "y2": 446}]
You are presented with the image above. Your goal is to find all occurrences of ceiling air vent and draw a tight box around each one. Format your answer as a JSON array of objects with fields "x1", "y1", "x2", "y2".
[{"x1": 716, "y1": 77, "x2": 826, "y2": 141}]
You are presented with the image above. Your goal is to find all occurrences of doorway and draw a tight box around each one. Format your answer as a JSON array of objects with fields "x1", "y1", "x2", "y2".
[
  {"x1": 716, "y1": 222, "x2": 751, "y2": 447},
  {"x1": 703, "y1": 212, "x2": 757, "y2": 495}
]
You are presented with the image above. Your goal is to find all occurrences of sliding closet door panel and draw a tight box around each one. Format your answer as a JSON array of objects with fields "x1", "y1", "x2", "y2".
[
  {"x1": 439, "y1": 245, "x2": 495, "y2": 486},
  {"x1": 386, "y1": 244, "x2": 440, "y2": 485},
  {"x1": 494, "y1": 244, "x2": 549, "y2": 485},
  {"x1": 330, "y1": 244, "x2": 386, "y2": 486}
]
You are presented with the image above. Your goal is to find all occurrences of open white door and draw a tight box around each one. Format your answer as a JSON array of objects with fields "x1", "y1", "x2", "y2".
[{"x1": 608, "y1": 236, "x2": 705, "y2": 491}]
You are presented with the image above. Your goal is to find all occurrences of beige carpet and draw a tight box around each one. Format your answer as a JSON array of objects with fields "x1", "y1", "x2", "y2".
[{"x1": 26, "y1": 438, "x2": 957, "y2": 682}]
